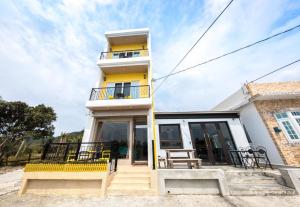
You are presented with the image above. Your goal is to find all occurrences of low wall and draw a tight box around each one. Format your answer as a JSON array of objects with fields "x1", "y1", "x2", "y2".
[
  {"x1": 157, "y1": 169, "x2": 229, "y2": 196},
  {"x1": 279, "y1": 168, "x2": 300, "y2": 194},
  {"x1": 19, "y1": 163, "x2": 109, "y2": 196}
]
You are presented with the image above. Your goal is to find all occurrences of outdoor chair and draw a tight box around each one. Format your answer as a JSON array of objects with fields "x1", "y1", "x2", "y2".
[
  {"x1": 238, "y1": 147, "x2": 256, "y2": 169},
  {"x1": 253, "y1": 146, "x2": 273, "y2": 169},
  {"x1": 67, "y1": 152, "x2": 76, "y2": 162}
]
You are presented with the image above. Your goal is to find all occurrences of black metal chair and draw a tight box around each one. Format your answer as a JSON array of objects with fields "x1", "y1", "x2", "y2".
[
  {"x1": 253, "y1": 146, "x2": 273, "y2": 169},
  {"x1": 238, "y1": 147, "x2": 256, "y2": 169}
]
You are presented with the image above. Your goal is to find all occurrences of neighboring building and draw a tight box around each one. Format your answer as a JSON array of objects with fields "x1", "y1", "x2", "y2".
[
  {"x1": 82, "y1": 28, "x2": 154, "y2": 167},
  {"x1": 213, "y1": 81, "x2": 300, "y2": 166},
  {"x1": 154, "y1": 111, "x2": 250, "y2": 165}
]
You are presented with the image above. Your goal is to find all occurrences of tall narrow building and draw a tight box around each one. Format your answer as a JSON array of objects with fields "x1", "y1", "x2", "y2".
[{"x1": 83, "y1": 28, "x2": 154, "y2": 168}]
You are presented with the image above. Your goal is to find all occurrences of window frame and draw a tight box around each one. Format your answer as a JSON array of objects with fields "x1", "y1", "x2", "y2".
[
  {"x1": 275, "y1": 111, "x2": 300, "y2": 143},
  {"x1": 159, "y1": 124, "x2": 183, "y2": 149}
]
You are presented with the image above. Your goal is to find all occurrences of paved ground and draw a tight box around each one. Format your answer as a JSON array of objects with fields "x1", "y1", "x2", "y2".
[{"x1": 1, "y1": 167, "x2": 300, "y2": 207}]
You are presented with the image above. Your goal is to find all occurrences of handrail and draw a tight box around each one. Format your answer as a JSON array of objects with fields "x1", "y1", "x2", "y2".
[
  {"x1": 89, "y1": 85, "x2": 150, "y2": 100},
  {"x1": 100, "y1": 49, "x2": 148, "y2": 59}
]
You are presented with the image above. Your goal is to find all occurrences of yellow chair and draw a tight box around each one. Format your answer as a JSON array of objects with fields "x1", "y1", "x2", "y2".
[
  {"x1": 67, "y1": 153, "x2": 76, "y2": 162},
  {"x1": 97, "y1": 150, "x2": 110, "y2": 163},
  {"x1": 102, "y1": 150, "x2": 110, "y2": 159}
]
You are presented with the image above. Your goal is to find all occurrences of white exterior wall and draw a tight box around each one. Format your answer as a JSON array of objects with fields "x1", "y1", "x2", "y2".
[
  {"x1": 82, "y1": 114, "x2": 96, "y2": 143},
  {"x1": 155, "y1": 118, "x2": 250, "y2": 158},
  {"x1": 239, "y1": 103, "x2": 284, "y2": 165}
]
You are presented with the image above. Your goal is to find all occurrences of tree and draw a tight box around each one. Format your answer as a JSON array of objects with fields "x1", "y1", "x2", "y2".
[{"x1": 0, "y1": 100, "x2": 56, "y2": 160}]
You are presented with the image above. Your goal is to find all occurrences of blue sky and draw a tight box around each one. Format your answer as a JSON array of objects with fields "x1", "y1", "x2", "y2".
[{"x1": 0, "y1": 0, "x2": 300, "y2": 135}]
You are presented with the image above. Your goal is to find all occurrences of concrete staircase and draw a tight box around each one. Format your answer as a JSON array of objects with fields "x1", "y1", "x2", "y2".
[
  {"x1": 106, "y1": 166, "x2": 154, "y2": 196},
  {"x1": 226, "y1": 170, "x2": 296, "y2": 196}
]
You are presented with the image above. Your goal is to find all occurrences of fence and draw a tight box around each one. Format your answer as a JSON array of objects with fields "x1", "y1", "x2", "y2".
[
  {"x1": 1, "y1": 149, "x2": 42, "y2": 167},
  {"x1": 41, "y1": 141, "x2": 119, "y2": 172}
]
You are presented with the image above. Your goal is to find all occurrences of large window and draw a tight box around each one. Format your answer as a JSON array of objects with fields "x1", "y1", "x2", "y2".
[
  {"x1": 275, "y1": 111, "x2": 300, "y2": 143},
  {"x1": 96, "y1": 122, "x2": 129, "y2": 158},
  {"x1": 159, "y1": 124, "x2": 183, "y2": 149}
]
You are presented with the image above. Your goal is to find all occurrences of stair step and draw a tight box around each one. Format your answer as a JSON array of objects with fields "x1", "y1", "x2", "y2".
[
  {"x1": 108, "y1": 183, "x2": 151, "y2": 190},
  {"x1": 112, "y1": 178, "x2": 150, "y2": 184},
  {"x1": 116, "y1": 173, "x2": 151, "y2": 178},
  {"x1": 229, "y1": 184, "x2": 296, "y2": 196},
  {"x1": 107, "y1": 189, "x2": 154, "y2": 196},
  {"x1": 229, "y1": 176, "x2": 277, "y2": 184},
  {"x1": 117, "y1": 169, "x2": 151, "y2": 174},
  {"x1": 226, "y1": 171, "x2": 265, "y2": 177}
]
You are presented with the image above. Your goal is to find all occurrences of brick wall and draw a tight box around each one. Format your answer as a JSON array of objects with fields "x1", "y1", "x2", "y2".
[
  {"x1": 254, "y1": 99, "x2": 300, "y2": 166},
  {"x1": 248, "y1": 81, "x2": 300, "y2": 97}
]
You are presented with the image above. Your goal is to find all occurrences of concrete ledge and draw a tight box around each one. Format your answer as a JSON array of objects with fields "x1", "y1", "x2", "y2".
[
  {"x1": 157, "y1": 169, "x2": 229, "y2": 196},
  {"x1": 19, "y1": 171, "x2": 109, "y2": 196},
  {"x1": 279, "y1": 168, "x2": 300, "y2": 194}
]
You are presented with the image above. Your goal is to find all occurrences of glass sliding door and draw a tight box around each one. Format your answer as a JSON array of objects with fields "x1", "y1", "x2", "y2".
[
  {"x1": 133, "y1": 118, "x2": 148, "y2": 163},
  {"x1": 189, "y1": 123, "x2": 214, "y2": 164},
  {"x1": 96, "y1": 121, "x2": 129, "y2": 159},
  {"x1": 189, "y1": 122, "x2": 237, "y2": 165},
  {"x1": 204, "y1": 123, "x2": 229, "y2": 164}
]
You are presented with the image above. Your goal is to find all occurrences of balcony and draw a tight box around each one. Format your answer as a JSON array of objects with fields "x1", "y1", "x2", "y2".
[
  {"x1": 86, "y1": 85, "x2": 152, "y2": 110},
  {"x1": 100, "y1": 49, "x2": 148, "y2": 60},
  {"x1": 98, "y1": 49, "x2": 150, "y2": 69}
]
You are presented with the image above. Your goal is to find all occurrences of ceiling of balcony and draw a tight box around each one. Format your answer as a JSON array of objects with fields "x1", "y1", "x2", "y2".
[
  {"x1": 101, "y1": 64, "x2": 148, "y2": 74},
  {"x1": 107, "y1": 35, "x2": 147, "y2": 45}
]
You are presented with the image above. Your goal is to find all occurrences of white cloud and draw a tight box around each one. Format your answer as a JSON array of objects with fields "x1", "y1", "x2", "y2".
[{"x1": 153, "y1": 0, "x2": 300, "y2": 111}]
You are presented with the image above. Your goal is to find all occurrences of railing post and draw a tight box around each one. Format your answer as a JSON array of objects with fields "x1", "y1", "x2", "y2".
[
  {"x1": 28, "y1": 149, "x2": 32, "y2": 163},
  {"x1": 75, "y1": 140, "x2": 81, "y2": 161},
  {"x1": 63, "y1": 144, "x2": 70, "y2": 162},
  {"x1": 41, "y1": 140, "x2": 51, "y2": 160},
  {"x1": 89, "y1": 88, "x2": 94, "y2": 100}
]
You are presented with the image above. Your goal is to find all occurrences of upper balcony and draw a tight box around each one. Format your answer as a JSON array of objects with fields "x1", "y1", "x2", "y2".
[
  {"x1": 86, "y1": 85, "x2": 152, "y2": 110},
  {"x1": 98, "y1": 28, "x2": 150, "y2": 69}
]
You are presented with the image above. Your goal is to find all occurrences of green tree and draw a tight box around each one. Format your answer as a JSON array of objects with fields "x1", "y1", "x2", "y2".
[{"x1": 0, "y1": 100, "x2": 56, "y2": 160}]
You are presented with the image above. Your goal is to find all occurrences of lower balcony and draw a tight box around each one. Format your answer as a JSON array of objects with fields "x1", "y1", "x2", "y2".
[{"x1": 86, "y1": 85, "x2": 152, "y2": 110}]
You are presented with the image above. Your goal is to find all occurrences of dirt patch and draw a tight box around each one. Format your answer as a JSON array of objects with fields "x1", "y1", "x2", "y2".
[{"x1": 0, "y1": 166, "x2": 23, "y2": 174}]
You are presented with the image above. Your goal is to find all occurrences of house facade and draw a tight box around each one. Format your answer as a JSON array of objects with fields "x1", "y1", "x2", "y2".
[
  {"x1": 82, "y1": 28, "x2": 155, "y2": 167},
  {"x1": 154, "y1": 112, "x2": 249, "y2": 166},
  {"x1": 213, "y1": 81, "x2": 300, "y2": 166},
  {"x1": 19, "y1": 29, "x2": 300, "y2": 196},
  {"x1": 81, "y1": 28, "x2": 252, "y2": 168}
]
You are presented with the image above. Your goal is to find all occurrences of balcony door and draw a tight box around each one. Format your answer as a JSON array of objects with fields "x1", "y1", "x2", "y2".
[
  {"x1": 106, "y1": 82, "x2": 140, "y2": 99},
  {"x1": 189, "y1": 122, "x2": 236, "y2": 165}
]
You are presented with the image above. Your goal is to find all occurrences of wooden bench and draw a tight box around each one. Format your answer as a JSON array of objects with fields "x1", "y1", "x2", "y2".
[
  {"x1": 168, "y1": 158, "x2": 202, "y2": 169},
  {"x1": 165, "y1": 149, "x2": 202, "y2": 169}
]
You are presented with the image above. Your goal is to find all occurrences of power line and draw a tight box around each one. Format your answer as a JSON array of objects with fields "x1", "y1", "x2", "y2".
[
  {"x1": 248, "y1": 58, "x2": 300, "y2": 83},
  {"x1": 153, "y1": 23, "x2": 300, "y2": 83},
  {"x1": 153, "y1": 0, "x2": 235, "y2": 94}
]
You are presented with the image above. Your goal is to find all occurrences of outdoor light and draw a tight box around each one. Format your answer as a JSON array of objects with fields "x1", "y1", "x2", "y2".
[{"x1": 273, "y1": 127, "x2": 282, "y2": 133}]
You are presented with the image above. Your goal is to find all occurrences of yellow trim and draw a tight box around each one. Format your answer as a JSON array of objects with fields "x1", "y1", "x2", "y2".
[
  {"x1": 102, "y1": 73, "x2": 148, "y2": 88},
  {"x1": 111, "y1": 43, "x2": 147, "y2": 51},
  {"x1": 24, "y1": 163, "x2": 108, "y2": 172}
]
